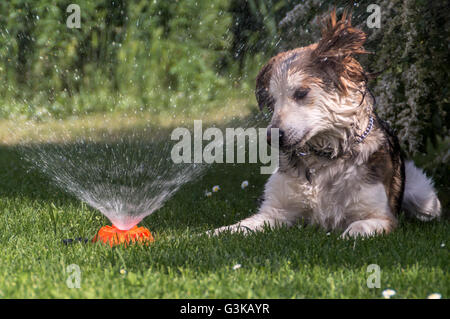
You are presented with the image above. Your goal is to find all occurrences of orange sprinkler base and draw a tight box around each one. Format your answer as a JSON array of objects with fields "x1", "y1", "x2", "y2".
[{"x1": 92, "y1": 225, "x2": 154, "y2": 247}]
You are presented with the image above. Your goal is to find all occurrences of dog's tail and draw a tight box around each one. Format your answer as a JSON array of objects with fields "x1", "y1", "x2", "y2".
[{"x1": 402, "y1": 161, "x2": 441, "y2": 221}]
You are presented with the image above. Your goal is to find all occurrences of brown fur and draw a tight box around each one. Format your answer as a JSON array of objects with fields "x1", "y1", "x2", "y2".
[
  {"x1": 255, "y1": 9, "x2": 370, "y2": 109},
  {"x1": 372, "y1": 116, "x2": 405, "y2": 215},
  {"x1": 310, "y1": 8, "x2": 369, "y2": 94},
  {"x1": 256, "y1": 50, "x2": 293, "y2": 110}
]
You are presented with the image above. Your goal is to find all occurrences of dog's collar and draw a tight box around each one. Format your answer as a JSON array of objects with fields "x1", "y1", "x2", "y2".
[
  {"x1": 295, "y1": 115, "x2": 374, "y2": 159},
  {"x1": 354, "y1": 116, "x2": 374, "y2": 144}
]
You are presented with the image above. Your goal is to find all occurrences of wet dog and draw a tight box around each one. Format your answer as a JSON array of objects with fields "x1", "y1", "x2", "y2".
[{"x1": 213, "y1": 10, "x2": 441, "y2": 238}]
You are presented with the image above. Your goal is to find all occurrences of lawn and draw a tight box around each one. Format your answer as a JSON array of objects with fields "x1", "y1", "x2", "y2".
[{"x1": 0, "y1": 111, "x2": 448, "y2": 299}]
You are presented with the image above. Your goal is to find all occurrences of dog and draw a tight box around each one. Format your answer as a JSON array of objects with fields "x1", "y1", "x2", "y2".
[{"x1": 212, "y1": 10, "x2": 441, "y2": 238}]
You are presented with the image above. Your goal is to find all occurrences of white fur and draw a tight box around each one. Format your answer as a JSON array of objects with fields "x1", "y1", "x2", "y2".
[
  {"x1": 212, "y1": 162, "x2": 396, "y2": 238},
  {"x1": 402, "y1": 161, "x2": 441, "y2": 221},
  {"x1": 341, "y1": 218, "x2": 393, "y2": 238}
]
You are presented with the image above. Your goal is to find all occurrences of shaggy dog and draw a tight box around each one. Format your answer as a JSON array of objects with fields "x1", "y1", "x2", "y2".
[{"x1": 213, "y1": 10, "x2": 441, "y2": 238}]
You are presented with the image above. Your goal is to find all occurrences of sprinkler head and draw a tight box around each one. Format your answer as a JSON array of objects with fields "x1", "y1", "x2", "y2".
[{"x1": 92, "y1": 225, "x2": 154, "y2": 247}]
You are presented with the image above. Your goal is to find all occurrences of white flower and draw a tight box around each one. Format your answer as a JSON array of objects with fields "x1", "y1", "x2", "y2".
[
  {"x1": 427, "y1": 293, "x2": 442, "y2": 299},
  {"x1": 205, "y1": 191, "x2": 212, "y2": 197},
  {"x1": 326, "y1": 232, "x2": 331, "y2": 236},
  {"x1": 232, "y1": 264, "x2": 241, "y2": 270},
  {"x1": 241, "y1": 180, "x2": 249, "y2": 189},
  {"x1": 212, "y1": 185, "x2": 220, "y2": 192},
  {"x1": 120, "y1": 269, "x2": 127, "y2": 275},
  {"x1": 382, "y1": 289, "x2": 396, "y2": 299},
  {"x1": 440, "y1": 243, "x2": 445, "y2": 248}
]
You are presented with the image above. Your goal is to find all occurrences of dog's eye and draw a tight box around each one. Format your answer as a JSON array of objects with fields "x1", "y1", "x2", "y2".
[{"x1": 293, "y1": 88, "x2": 310, "y2": 101}]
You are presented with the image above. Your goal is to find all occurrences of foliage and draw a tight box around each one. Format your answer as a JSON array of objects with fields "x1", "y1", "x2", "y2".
[{"x1": 0, "y1": 0, "x2": 233, "y2": 118}]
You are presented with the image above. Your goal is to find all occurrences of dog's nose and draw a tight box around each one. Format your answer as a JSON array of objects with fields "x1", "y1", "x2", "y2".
[
  {"x1": 278, "y1": 129, "x2": 285, "y2": 146},
  {"x1": 267, "y1": 126, "x2": 284, "y2": 146},
  {"x1": 267, "y1": 127, "x2": 272, "y2": 145}
]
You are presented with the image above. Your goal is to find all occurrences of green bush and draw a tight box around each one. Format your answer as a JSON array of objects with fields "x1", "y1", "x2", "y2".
[{"x1": 0, "y1": 0, "x2": 235, "y2": 118}]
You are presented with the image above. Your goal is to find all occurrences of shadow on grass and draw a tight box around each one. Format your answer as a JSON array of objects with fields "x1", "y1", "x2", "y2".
[{"x1": 0, "y1": 144, "x2": 70, "y2": 202}]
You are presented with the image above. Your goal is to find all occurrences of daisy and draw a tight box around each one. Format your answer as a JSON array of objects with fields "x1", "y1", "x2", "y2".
[
  {"x1": 241, "y1": 180, "x2": 249, "y2": 189},
  {"x1": 212, "y1": 185, "x2": 220, "y2": 192},
  {"x1": 382, "y1": 289, "x2": 396, "y2": 299},
  {"x1": 427, "y1": 293, "x2": 442, "y2": 299},
  {"x1": 232, "y1": 264, "x2": 242, "y2": 270}
]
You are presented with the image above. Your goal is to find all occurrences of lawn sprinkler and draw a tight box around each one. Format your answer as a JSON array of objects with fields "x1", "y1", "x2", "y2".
[
  {"x1": 21, "y1": 122, "x2": 206, "y2": 249},
  {"x1": 92, "y1": 224, "x2": 154, "y2": 247}
]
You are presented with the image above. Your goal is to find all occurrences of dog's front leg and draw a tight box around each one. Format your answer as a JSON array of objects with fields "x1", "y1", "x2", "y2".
[
  {"x1": 210, "y1": 172, "x2": 304, "y2": 236},
  {"x1": 210, "y1": 204, "x2": 299, "y2": 235},
  {"x1": 340, "y1": 183, "x2": 398, "y2": 238},
  {"x1": 341, "y1": 217, "x2": 396, "y2": 238}
]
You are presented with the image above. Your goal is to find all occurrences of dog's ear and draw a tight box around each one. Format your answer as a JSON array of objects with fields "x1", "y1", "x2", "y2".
[
  {"x1": 312, "y1": 8, "x2": 369, "y2": 94},
  {"x1": 255, "y1": 58, "x2": 275, "y2": 111},
  {"x1": 255, "y1": 50, "x2": 296, "y2": 110}
]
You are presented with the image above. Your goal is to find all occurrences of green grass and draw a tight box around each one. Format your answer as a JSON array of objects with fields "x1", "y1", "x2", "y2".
[{"x1": 0, "y1": 118, "x2": 448, "y2": 299}]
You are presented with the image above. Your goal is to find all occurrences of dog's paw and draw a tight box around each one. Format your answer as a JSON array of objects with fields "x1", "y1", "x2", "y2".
[
  {"x1": 206, "y1": 224, "x2": 252, "y2": 237},
  {"x1": 340, "y1": 219, "x2": 388, "y2": 239}
]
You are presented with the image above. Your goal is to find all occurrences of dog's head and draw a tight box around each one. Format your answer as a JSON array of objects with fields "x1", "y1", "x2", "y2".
[{"x1": 257, "y1": 9, "x2": 371, "y2": 156}]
